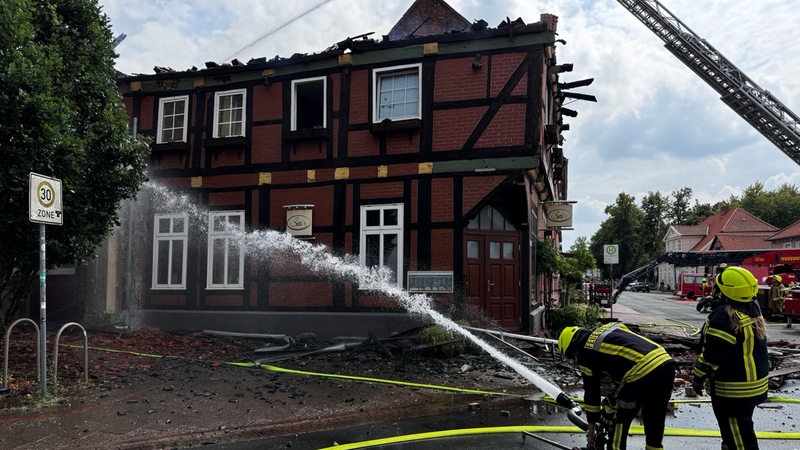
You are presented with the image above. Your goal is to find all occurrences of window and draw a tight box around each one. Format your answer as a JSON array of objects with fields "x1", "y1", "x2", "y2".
[
  {"x1": 373, "y1": 64, "x2": 421, "y2": 122},
  {"x1": 359, "y1": 204, "x2": 404, "y2": 287},
  {"x1": 157, "y1": 96, "x2": 189, "y2": 143},
  {"x1": 207, "y1": 211, "x2": 245, "y2": 289},
  {"x1": 291, "y1": 77, "x2": 326, "y2": 130},
  {"x1": 467, "y1": 206, "x2": 517, "y2": 231},
  {"x1": 213, "y1": 89, "x2": 246, "y2": 138},
  {"x1": 152, "y1": 213, "x2": 188, "y2": 289}
]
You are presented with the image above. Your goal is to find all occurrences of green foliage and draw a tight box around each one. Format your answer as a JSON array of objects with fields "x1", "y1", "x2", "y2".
[
  {"x1": 419, "y1": 324, "x2": 466, "y2": 357},
  {"x1": 589, "y1": 183, "x2": 800, "y2": 283},
  {"x1": 546, "y1": 303, "x2": 604, "y2": 337},
  {"x1": 0, "y1": 0, "x2": 148, "y2": 330},
  {"x1": 535, "y1": 238, "x2": 560, "y2": 275}
]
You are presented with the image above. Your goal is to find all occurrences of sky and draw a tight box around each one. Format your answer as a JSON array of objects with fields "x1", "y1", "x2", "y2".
[{"x1": 98, "y1": 0, "x2": 800, "y2": 250}]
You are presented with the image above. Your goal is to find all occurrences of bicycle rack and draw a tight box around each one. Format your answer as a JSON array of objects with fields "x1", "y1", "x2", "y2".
[
  {"x1": 53, "y1": 322, "x2": 88, "y2": 385},
  {"x1": 2, "y1": 318, "x2": 42, "y2": 392}
]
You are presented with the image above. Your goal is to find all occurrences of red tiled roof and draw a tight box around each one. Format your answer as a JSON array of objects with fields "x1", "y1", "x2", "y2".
[
  {"x1": 691, "y1": 208, "x2": 778, "y2": 251},
  {"x1": 710, "y1": 233, "x2": 775, "y2": 251},
  {"x1": 768, "y1": 219, "x2": 800, "y2": 241}
]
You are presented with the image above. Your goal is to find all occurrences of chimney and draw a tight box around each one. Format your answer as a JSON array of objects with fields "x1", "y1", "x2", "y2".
[{"x1": 541, "y1": 13, "x2": 559, "y2": 32}]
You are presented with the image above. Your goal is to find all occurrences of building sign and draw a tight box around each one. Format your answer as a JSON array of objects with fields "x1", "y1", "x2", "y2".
[
  {"x1": 29, "y1": 173, "x2": 63, "y2": 225},
  {"x1": 407, "y1": 271, "x2": 454, "y2": 293},
  {"x1": 283, "y1": 204, "x2": 313, "y2": 237},
  {"x1": 544, "y1": 201, "x2": 573, "y2": 228}
]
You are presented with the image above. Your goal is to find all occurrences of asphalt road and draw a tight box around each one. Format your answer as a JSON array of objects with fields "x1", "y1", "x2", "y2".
[{"x1": 614, "y1": 290, "x2": 800, "y2": 344}]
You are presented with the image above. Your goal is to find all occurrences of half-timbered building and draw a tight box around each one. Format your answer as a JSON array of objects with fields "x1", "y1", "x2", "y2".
[{"x1": 87, "y1": 0, "x2": 584, "y2": 338}]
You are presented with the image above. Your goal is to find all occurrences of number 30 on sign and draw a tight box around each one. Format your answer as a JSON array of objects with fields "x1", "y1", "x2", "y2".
[{"x1": 29, "y1": 173, "x2": 63, "y2": 225}]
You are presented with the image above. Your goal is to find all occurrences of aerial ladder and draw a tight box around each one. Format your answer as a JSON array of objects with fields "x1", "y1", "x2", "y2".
[{"x1": 616, "y1": 0, "x2": 800, "y2": 165}]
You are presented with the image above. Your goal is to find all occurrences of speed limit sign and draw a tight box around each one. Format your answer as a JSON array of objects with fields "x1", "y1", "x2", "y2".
[{"x1": 29, "y1": 173, "x2": 63, "y2": 225}]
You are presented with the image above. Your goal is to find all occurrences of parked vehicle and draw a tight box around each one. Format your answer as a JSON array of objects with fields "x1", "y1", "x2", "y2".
[
  {"x1": 677, "y1": 273, "x2": 707, "y2": 299},
  {"x1": 627, "y1": 281, "x2": 650, "y2": 292}
]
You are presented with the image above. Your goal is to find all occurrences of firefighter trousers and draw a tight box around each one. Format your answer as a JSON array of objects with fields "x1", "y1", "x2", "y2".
[
  {"x1": 711, "y1": 394, "x2": 765, "y2": 450},
  {"x1": 607, "y1": 361, "x2": 676, "y2": 450}
]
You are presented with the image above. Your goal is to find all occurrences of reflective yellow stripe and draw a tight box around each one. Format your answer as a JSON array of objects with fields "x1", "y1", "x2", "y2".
[
  {"x1": 623, "y1": 349, "x2": 671, "y2": 383},
  {"x1": 730, "y1": 417, "x2": 744, "y2": 449},
  {"x1": 705, "y1": 326, "x2": 736, "y2": 344},
  {"x1": 714, "y1": 377, "x2": 769, "y2": 398},
  {"x1": 742, "y1": 321, "x2": 757, "y2": 381},
  {"x1": 611, "y1": 421, "x2": 625, "y2": 450}
]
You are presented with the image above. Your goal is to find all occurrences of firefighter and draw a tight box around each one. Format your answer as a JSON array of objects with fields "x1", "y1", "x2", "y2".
[
  {"x1": 692, "y1": 266, "x2": 769, "y2": 450},
  {"x1": 768, "y1": 275, "x2": 785, "y2": 316},
  {"x1": 558, "y1": 322, "x2": 676, "y2": 450}
]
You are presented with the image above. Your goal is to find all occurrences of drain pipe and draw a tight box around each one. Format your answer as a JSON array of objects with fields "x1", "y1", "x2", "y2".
[{"x1": 463, "y1": 326, "x2": 558, "y2": 346}]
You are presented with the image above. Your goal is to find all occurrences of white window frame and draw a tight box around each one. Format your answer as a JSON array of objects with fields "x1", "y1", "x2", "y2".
[
  {"x1": 207, "y1": 210, "x2": 245, "y2": 289},
  {"x1": 156, "y1": 95, "x2": 189, "y2": 144},
  {"x1": 359, "y1": 203, "x2": 404, "y2": 288},
  {"x1": 372, "y1": 63, "x2": 421, "y2": 123},
  {"x1": 291, "y1": 76, "x2": 327, "y2": 131},
  {"x1": 213, "y1": 89, "x2": 246, "y2": 138},
  {"x1": 152, "y1": 213, "x2": 188, "y2": 289}
]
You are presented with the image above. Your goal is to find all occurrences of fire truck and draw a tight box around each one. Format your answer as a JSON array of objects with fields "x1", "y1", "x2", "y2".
[{"x1": 740, "y1": 250, "x2": 800, "y2": 324}]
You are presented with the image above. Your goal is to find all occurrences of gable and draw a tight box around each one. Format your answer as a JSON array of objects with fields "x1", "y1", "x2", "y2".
[{"x1": 387, "y1": 0, "x2": 471, "y2": 41}]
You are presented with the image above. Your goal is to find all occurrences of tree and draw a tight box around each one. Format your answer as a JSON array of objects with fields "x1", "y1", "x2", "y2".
[
  {"x1": 729, "y1": 182, "x2": 800, "y2": 229},
  {"x1": 639, "y1": 192, "x2": 668, "y2": 262},
  {"x1": 667, "y1": 187, "x2": 693, "y2": 225},
  {"x1": 0, "y1": 0, "x2": 147, "y2": 331},
  {"x1": 590, "y1": 193, "x2": 645, "y2": 279}
]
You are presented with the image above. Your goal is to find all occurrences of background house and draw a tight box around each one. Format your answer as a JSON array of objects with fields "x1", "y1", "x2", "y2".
[{"x1": 659, "y1": 207, "x2": 778, "y2": 289}]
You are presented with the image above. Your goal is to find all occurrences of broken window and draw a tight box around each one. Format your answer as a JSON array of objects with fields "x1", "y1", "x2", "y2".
[
  {"x1": 213, "y1": 89, "x2": 246, "y2": 138},
  {"x1": 373, "y1": 64, "x2": 421, "y2": 122},
  {"x1": 207, "y1": 210, "x2": 245, "y2": 289},
  {"x1": 291, "y1": 77, "x2": 326, "y2": 130},
  {"x1": 153, "y1": 213, "x2": 188, "y2": 289},
  {"x1": 157, "y1": 95, "x2": 188, "y2": 143}
]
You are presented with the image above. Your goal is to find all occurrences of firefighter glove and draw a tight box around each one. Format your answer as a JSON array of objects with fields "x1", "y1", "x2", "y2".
[
  {"x1": 599, "y1": 396, "x2": 617, "y2": 428},
  {"x1": 691, "y1": 376, "x2": 706, "y2": 396}
]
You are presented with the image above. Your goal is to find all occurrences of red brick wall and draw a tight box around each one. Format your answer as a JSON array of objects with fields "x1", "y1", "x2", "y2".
[
  {"x1": 435, "y1": 57, "x2": 487, "y2": 102},
  {"x1": 475, "y1": 103, "x2": 526, "y2": 148},
  {"x1": 208, "y1": 190, "x2": 245, "y2": 207},
  {"x1": 269, "y1": 282, "x2": 334, "y2": 307},
  {"x1": 360, "y1": 182, "x2": 404, "y2": 200},
  {"x1": 430, "y1": 229, "x2": 453, "y2": 270},
  {"x1": 490, "y1": 53, "x2": 526, "y2": 97},
  {"x1": 431, "y1": 178, "x2": 453, "y2": 222},
  {"x1": 251, "y1": 125, "x2": 282, "y2": 163},
  {"x1": 432, "y1": 107, "x2": 485, "y2": 151},
  {"x1": 348, "y1": 130, "x2": 378, "y2": 157},
  {"x1": 463, "y1": 175, "x2": 505, "y2": 214},
  {"x1": 349, "y1": 69, "x2": 369, "y2": 124},
  {"x1": 252, "y1": 83, "x2": 281, "y2": 121},
  {"x1": 139, "y1": 97, "x2": 155, "y2": 131}
]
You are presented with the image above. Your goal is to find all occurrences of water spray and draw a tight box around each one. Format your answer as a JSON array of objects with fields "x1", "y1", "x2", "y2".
[{"x1": 142, "y1": 182, "x2": 585, "y2": 424}]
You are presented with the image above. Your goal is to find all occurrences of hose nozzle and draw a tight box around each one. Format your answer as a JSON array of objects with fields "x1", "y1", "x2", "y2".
[{"x1": 555, "y1": 391, "x2": 580, "y2": 411}]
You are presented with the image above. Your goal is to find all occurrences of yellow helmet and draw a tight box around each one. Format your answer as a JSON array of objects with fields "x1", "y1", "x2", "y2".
[
  {"x1": 558, "y1": 326, "x2": 581, "y2": 357},
  {"x1": 716, "y1": 266, "x2": 758, "y2": 302},
  {"x1": 775, "y1": 275, "x2": 783, "y2": 283}
]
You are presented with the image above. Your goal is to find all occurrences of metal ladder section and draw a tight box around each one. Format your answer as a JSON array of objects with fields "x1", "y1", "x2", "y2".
[{"x1": 616, "y1": 0, "x2": 800, "y2": 166}]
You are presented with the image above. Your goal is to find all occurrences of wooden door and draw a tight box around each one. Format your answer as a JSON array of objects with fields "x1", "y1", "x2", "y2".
[{"x1": 465, "y1": 233, "x2": 521, "y2": 330}]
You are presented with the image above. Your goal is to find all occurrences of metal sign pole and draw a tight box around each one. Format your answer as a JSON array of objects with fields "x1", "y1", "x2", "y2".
[
  {"x1": 39, "y1": 223, "x2": 47, "y2": 398},
  {"x1": 29, "y1": 172, "x2": 62, "y2": 399}
]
